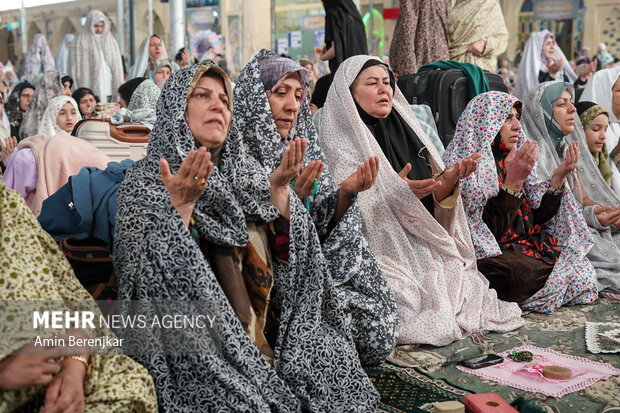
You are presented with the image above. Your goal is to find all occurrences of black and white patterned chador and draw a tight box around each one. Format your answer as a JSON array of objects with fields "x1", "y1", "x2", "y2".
[
  {"x1": 233, "y1": 49, "x2": 398, "y2": 366},
  {"x1": 114, "y1": 60, "x2": 379, "y2": 411}
]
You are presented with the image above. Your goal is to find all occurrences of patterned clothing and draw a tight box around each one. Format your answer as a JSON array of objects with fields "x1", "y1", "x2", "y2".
[
  {"x1": 491, "y1": 136, "x2": 562, "y2": 265},
  {"x1": 576, "y1": 102, "x2": 613, "y2": 186},
  {"x1": 23, "y1": 34, "x2": 55, "y2": 84},
  {"x1": 114, "y1": 60, "x2": 380, "y2": 411},
  {"x1": 320, "y1": 55, "x2": 523, "y2": 346},
  {"x1": 37, "y1": 95, "x2": 81, "y2": 137},
  {"x1": 389, "y1": 0, "x2": 450, "y2": 75},
  {"x1": 444, "y1": 91, "x2": 597, "y2": 312},
  {"x1": 0, "y1": 180, "x2": 157, "y2": 412},
  {"x1": 5, "y1": 82, "x2": 34, "y2": 138},
  {"x1": 20, "y1": 71, "x2": 65, "y2": 140},
  {"x1": 449, "y1": 0, "x2": 508, "y2": 72},
  {"x1": 234, "y1": 50, "x2": 398, "y2": 366},
  {"x1": 522, "y1": 81, "x2": 620, "y2": 292}
]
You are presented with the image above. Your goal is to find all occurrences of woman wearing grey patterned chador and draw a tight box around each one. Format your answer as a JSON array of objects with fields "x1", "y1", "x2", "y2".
[
  {"x1": 68, "y1": 10, "x2": 123, "y2": 102},
  {"x1": 114, "y1": 60, "x2": 379, "y2": 411},
  {"x1": 521, "y1": 80, "x2": 620, "y2": 293},
  {"x1": 233, "y1": 49, "x2": 398, "y2": 366},
  {"x1": 19, "y1": 71, "x2": 65, "y2": 140},
  {"x1": 23, "y1": 34, "x2": 55, "y2": 83}
]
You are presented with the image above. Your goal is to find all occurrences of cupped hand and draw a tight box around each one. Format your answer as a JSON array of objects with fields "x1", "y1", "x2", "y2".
[
  {"x1": 294, "y1": 159, "x2": 324, "y2": 198},
  {"x1": 548, "y1": 57, "x2": 564, "y2": 77},
  {"x1": 0, "y1": 136, "x2": 17, "y2": 164},
  {"x1": 160, "y1": 146, "x2": 213, "y2": 213},
  {"x1": 594, "y1": 205, "x2": 620, "y2": 227},
  {"x1": 341, "y1": 156, "x2": 379, "y2": 196},
  {"x1": 504, "y1": 141, "x2": 537, "y2": 190},
  {"x1": 398, "y1": 163, "x2": 442, "y2": 199},
  {"x1": 270, "y1": 138, "x2": 307, "y2": 188},
  {"x1": 443, "y1": 153, "x2": 480, "y2": 184},
  {"x1": 552, "y1": 141, "x2": 579, "y2": 183}
]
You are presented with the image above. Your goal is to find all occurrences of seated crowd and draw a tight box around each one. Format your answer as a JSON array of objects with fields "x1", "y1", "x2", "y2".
[{"x1": 1, "y1": 9, "x2": 620, "y2": 412}]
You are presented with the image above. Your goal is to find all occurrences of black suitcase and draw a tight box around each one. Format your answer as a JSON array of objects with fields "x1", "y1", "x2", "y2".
[{"x1": 397, "y1": 68, "x2": 508, "y2": 148}]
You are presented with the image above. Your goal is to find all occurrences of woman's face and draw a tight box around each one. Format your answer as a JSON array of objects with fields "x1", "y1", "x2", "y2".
[
  {"x1": 186, "y1": 75, "x2": 231, "y2": 148},
  {"x1": 553, "y1": 90, "x2": 576, "y2": 135},
  {"x1": 542, "y1": 36, "x2": 556, "y2": 60},
  {"x1": 56, "y1": 101, "x2": 78, "y2": 133},
  {"x1": 352, "y1": 65, "x2": 393, "y2": 119},
  {"x1": 6, "y1": 72, "x2": 14, "y2": 83},
  {"x1": 585, "y1": 113, "x2": 609, "y2": 153},
  {"x1": 94, "y1": 21, "x2": 105, "y2": 34},
  {"x1": 19, "y1": 87, "x2": 34, "y2": 111},
  {"x1": 78, "y1": 93, "x2": 96, "y2": 115},
  {"x1": 267, "y1": 74, "x2": 303, "y2": 139},
  {"x1": 499, "y1": 105, "x2": 522, "y2": 151},
  {"x1": 63, "y1": 81, "x2": 72, "y2": 97},
  {"x1": 612, "y1": 77, "x2": 620, "y2": 119},
  {"x1": 149, "y1": 36, "x2": 163, "y2": 60},
  {"x1": 154, "y1": 66, "x2": 172, "y2": 84}
]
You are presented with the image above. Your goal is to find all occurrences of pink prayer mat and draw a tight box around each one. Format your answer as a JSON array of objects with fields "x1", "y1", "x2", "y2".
[{"x1": 456, "y1": 346, "x2": 620, "y2": 397}]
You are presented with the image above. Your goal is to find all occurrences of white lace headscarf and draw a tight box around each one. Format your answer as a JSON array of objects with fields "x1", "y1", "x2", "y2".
[
  {"x1": 514, "y1": 30, "x2": 577, "y2": 100},
  {"x1": 37, "y1": 95, "x2": 81, "y2": 137},
  {"x1": 68, "y1": 10, "x2": 124, "y2": 102},
  {"x1": 129, "y1": 35, "x2": 170, "y2": 80},
  {"x1": 23, "y1": 34, "x2": 55, "y2": 84},
  {"x1": 55, "y1": 34, "x2": 74, "y2": 75}
]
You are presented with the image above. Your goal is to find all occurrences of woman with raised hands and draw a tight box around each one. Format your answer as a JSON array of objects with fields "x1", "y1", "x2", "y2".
[{"x1": 443, "y1": 91, "x2": 597, "y2": 311}]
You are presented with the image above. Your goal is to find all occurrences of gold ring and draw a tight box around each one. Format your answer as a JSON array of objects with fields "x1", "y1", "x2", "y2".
[{"x1": 198, "y1": 177, "x2": 206, "y2": 185}]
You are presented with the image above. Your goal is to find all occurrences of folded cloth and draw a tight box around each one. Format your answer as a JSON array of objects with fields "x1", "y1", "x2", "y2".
[
  {"x1": 456, "y1": 346, "x2": 620, "y2": 397},
  {"x1": 586, "y1": 322, "x2": 620, "y2": 354}
]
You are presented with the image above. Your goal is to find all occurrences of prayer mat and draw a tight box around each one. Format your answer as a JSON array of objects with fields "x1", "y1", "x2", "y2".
[
  {"x1": 365, "y1": 363, "x2": 471, "y2": 412},
  {"x1": 456, "y1": 346, "x2": 620, "y2": 398},
  {"x1": 586, "y1": 322, "x2": 620, "y2": 354}
]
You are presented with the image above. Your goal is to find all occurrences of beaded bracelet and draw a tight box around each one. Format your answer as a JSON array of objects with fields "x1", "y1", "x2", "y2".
[
  {"x1": 291, "y1": 178, "x2": 318, "y2": 213},
  {"x1": 507, "y1": 350, "x2": 533, "y2": 362}
]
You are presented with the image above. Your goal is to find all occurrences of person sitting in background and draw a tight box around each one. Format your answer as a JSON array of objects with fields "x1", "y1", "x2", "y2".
[
  {"x1": 112, "y1": 79, "x2": 160, "y2": 129},
  {"x1": 61, "y1": 75, "x2": 74, "y2": 96},
  {"x1": 154, "y1": 62, "x2": 173, "y2": 89},
  {"x1": 5, "y1": 81, "x2": 35, "y2": 138},
  {"x1": 3, "y1": 96, "x2": 108, "y2": 216},
  {"x1": 72, "y1": 87, "x2": 100, "y2": 117},
  {"x1": 20, "y1": 71, "x2": 66, "y2": 140},
  {"x1": 574, "y1": 57, "x2": 596, "y2": 90},
  {"x1": 118, "y1": 77, "x2": 147, "y2": 109},
  {"x1": 443, "y1": 91, "x2": 597, "y2": 311}
]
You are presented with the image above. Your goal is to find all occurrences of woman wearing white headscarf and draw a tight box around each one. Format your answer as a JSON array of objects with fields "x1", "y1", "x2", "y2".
[
  {"x1": 55, "y1": 33, "x2": 74, "y2": 75},
  {"x1": 111, "y1": 78, "x2": 160, "y2": 129},
  {"x1": 514, "y1": 31, "x2": 577, "y2": 100},
  {"x1": 3, "y1": 95, "x2": 107, "y2": 216},
  {"x1": 68, "y1": 10, "x2": 123, "y2": 102},
  {"x1": 23, "y1": 34, "x2": 55, "y2": 84},
  {"x1": 129, "y1": 34, "x2": 170, "y2": 80},
  {"x1": 320, "y1": 55, "x2": 523, "y2": 346},
  {"x1": 19, "y1": 71, "x2": 65, "y2": 140},
  {"x1": 580, "y1": 68, "x2": 620, "y2": 175},
  {"x1": 522, "y1": 80, "x2": 620, "y2": 293}
]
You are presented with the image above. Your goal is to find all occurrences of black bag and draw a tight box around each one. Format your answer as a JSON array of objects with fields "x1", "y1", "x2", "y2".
[{"x1": 397, "y1": 68, "x2": 508, "y2": 147}]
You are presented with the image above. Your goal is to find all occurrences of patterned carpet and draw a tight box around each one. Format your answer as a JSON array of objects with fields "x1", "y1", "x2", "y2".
[{"x1": 372, "y1": 297, "x2": 620, "y2": 412}]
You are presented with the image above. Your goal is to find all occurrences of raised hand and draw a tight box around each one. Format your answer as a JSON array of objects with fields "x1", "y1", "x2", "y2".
[
  {"x1": 270, "y1": 138, "x2": 307, "y2": 217},
  {"x1": 551, "y1": 141, "x2": 579, "y2": 189},
  {"x1": 294, "y1": 159, "x2": 324, "y2": 198},
  {"x1": 160, "y1": 146, "x2": 213, "y2": 226},
  {"x1": 0, "y1": 136, "x2": 17, "y2": 165},
  {"x1": 340, "y1": 156, "x2": 379, "y2": 196},
  {"x1": 443, "y1": 153, "x2": 480, "y2": 184},
  {"x1": 398, "y1": 163, "x2": 442, "y2": 199},
  {"x1": 504, "y1": 141, "x2": 537, "y2": 190},
  {"x1": 594, "y1": 205, "x2": 620, "y2": 227},
  {"x1": 548, "y1": 57, "x2": 564, "y2": 78}
]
